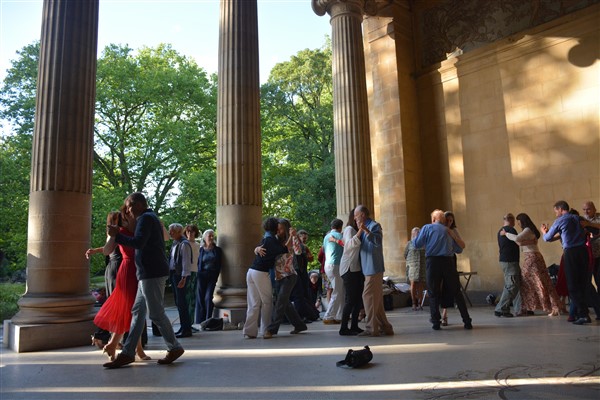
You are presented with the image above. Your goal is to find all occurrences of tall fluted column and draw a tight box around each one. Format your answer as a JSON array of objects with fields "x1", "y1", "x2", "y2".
[
  {"x1": 214, "y1": 0, "x2": 262, "y2": 320},
  {"x1": 313, "y1": 0, "x2": 374, "y2": 217},
  {"x1": 7, "y1": 0, "x2": 99, "y2": 351}
]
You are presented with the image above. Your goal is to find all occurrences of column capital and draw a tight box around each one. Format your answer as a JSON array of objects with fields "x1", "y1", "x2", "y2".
[{"x1": 312, "y1": 0, "x2": 389, "y2": 18}]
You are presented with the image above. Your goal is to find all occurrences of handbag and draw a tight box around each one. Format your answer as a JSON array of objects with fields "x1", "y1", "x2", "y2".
[{"x1": 336, "y1": 345, "x2": 373, "y2": 368}]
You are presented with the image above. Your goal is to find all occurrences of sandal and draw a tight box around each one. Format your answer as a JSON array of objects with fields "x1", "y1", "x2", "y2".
[{"x1": 441, "y1": 316, "x2": 448, "y2": 326}]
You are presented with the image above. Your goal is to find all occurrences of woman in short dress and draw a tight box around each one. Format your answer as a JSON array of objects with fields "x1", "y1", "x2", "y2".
[{"x1": 404, "y1": 227, "x2": 426, "y2": 310}]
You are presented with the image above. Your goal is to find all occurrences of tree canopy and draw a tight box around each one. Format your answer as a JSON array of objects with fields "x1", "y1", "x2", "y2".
[{"x1": 0, "y1": 39, "x2": 334, "y2": 277}]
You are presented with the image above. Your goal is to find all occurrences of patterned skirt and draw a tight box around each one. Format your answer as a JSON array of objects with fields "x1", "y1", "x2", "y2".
[{"x1": 520, "y1": 251, "x2": 562, "y2": 313}]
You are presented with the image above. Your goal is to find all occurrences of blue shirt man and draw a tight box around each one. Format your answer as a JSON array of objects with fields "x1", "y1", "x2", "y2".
[{"x1": 541, "y1": 200, "x2": 589, "y2": 324}]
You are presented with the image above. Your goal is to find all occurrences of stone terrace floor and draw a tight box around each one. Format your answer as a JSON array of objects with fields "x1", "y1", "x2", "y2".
[{"x1": 1, "y1": 305, "x2": 599, "y2": 400}]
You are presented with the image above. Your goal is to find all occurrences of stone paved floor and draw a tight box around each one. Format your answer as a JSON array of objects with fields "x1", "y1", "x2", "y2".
[{"x1": 1, "y1": 306, "x2": 599, "y2": 400}]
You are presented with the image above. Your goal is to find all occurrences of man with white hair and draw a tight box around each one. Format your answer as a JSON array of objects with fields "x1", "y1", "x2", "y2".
[{"x1": 414, "y1": 209, "x2": 470, "y2": 330}]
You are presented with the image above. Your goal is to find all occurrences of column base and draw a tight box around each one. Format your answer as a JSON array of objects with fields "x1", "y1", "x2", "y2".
[
  {"x1": 3, "y1": 319, "x2": 96, "y2": 353},
  {"x1": 216, "y1": 308, "x2": 246, "y2": 325}
]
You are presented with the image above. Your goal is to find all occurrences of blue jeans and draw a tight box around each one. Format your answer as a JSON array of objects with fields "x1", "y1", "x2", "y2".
[{"x1": 122, "y1": 276, "x2": 182, "y2": 357}]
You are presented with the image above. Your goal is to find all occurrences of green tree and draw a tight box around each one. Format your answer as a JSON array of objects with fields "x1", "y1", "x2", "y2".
[
  {"x1": 260, "y1": 40, "x2": 335, "y2": 246},
  {"x1": 0, "y1": 42, "x2": 219, "y2": 275},
  {"x1": 0, "y1": 42, "x2": 39, "y2": 275}
]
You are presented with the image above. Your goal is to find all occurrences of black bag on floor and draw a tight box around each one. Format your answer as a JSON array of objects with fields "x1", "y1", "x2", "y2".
[
  {"x1": 336, "y1": 346, "x2": 373, "y2": 368},
  {"x1": 202, "y1": 317, "x2": 224, "y2": 331}
]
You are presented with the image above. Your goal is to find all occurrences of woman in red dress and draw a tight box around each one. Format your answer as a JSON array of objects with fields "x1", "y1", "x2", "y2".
[{"x1": 93, "y1": 207, "x2": 149, "y2": 361}]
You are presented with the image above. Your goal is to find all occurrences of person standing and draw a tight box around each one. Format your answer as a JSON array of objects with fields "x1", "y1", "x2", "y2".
[
  {"x1": 404, "y1": 227, "x2": 426, "y2": 311},
  {"x1": 541, "y1": 200, "x2": 590, "y2": 325},
  {"x1": 582, "y1": 201, "x2": 600, "y2": 312},
  {"x1": 322, "y1": 219, "x2": 345, "y2": 324},
  {"x1": 495, "y1": 213, "x2": 522, "y2": 317},
  {"x1": 354, "y1": 205, "x2": 394, "y2": 337},
  {"x1": 339, "y1": 208, "x2": 365, "y2": 335},
  {"x1": 104, "y1": 192, "x2": 184, "y2": 368},
  {"x1": 184, "y1": 224, "x2": 200, "y2": 331},
  {"x1": 290, "y1": 229, "x2": 319, "y2": 322},
  {"x1": 196, "y1": 229, "x2": 223, "y2": 325},
  {"x1": 168, "y1": 223, "x2": 194, "y2": 338},
  {"x1": 414, "y1": 209, "x2": 469, "y2": 330}
]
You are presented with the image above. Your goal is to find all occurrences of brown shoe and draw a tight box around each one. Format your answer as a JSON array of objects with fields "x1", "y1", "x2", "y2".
[
  {"x1": 157, "y1": 347, "x2": 185, "y2": 365},
  {"x1": 323, "y1": 319, "x2": 340, "y2": 325},
  {"x1": 103, "y1": 353, "x2": 135, "y2": 369}
]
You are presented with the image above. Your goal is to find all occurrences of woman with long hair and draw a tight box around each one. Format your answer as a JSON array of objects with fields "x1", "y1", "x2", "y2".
[{"x1": 501, "y1": 213, "x2": 565, "y2": 316}]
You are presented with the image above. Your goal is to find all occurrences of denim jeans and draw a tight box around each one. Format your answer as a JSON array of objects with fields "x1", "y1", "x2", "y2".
[{"x1": 122, "y1": 276, "x2": 181, "y2": 357}]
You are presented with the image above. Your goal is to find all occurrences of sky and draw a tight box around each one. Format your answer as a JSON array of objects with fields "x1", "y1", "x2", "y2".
[{"x1": 0, "y1": 0, "x2": 332, "y2": 83}]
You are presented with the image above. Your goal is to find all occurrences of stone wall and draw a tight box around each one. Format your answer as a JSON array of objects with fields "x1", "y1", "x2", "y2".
[{"x1": 364, "y1": 4, "x2": 599, "y2": 293}]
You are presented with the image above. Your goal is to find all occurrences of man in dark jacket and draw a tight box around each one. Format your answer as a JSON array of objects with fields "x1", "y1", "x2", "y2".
[
  {"x1": 495, "y1": 213, "x2": 522, "y2": 317},
  {"x1": 104, "y1": 192, "x2": 184, "y2": 368}
]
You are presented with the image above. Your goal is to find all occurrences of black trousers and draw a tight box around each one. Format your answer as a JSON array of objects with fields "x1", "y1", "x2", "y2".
[
  {"x1": 341, "y1": 270, "x2": 364, "y2": 330},
  {"x1": 426, "y1": 256, "x2": 456, "y2": 325},
  {"x1": 563, "y1": 245, "x2": 589, "y2": 319}
]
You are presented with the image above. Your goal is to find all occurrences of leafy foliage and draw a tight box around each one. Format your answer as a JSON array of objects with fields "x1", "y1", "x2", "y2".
[
  {"x1": 260, "y1": 41, "x2": 335, "y2": 243},
  {"x1": 0, "y1": 39, "x2": 334, "y2": 277}
]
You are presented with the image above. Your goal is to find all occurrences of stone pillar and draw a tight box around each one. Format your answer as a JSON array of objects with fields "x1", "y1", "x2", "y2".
[
  {"x1": 6, "y1": 0, "x2": 99, "y2": 352},
  {"x1": 214, "y1": 0, "x2": 262, "y2": 323},
  {"x1": 313, "y1": 0, "x2": 374, "y2": 218}
]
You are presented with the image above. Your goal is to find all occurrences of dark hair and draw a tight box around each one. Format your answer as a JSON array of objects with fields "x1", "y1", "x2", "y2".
[
  {"x1": 444, "y1": 211, "x2": 456, "y2": 229},
  {"x1": 346, "y1": 209, "x2": 358, "y2": 231},
  {"x1": 553, "y1": 200, "x2": 569, "y2": 211},
  {"x1": 330, "y1": 218, "x2": 343, "y2": 230},
  {"x1": 126, "y1": 192, "x2": 148, "y2": 208},
  {"x1": 568, "y1": 208, "x2": 580, "y2": 216},
  {"x1": 263, "y1": 217, "x2": 279, "y2": 234},
  {"x1": 106, "y1": 211, "x2": 120, "y2": 226},
  {"x1": 185, "y1": 224, "x2": 199, "y2": 237},
  {"x1": 278, "y1": 218, "x2": 291, "y2": 243},
  {"x1": 516, "y1": 213, "x2": 540, "y2": 239}
]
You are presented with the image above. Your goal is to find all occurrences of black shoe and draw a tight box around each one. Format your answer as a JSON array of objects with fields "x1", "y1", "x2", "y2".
[
  {"x1": 573, "y1": 316, "x2": 591, "y2": 325},
  {"x1": 290, "y1": 327, "x2": 307, "y2": 334},
  {"x1": 103, "y1": 353, "x2": 135, "y2": 369},
  {"x1": 350, "y1": 327, "x2": 364, "y2": 335},
  {"x1": 339, "y1": 328, "x2": 354, "y2": 336},
  {"x1": 494, "y1": 311, "x2": 503, "y2": 317},
  {"x1": 432, "y1": 323, "x2": 441, "y2": 330},
  {"x1": 176, "y1": 330, "x2": 192, "y2": 338},
  {"x1": 464, "y1": 321, "x2": 473, "y2": 330},
  {"x1": 174, "y1": 329, "x2": 182, "y2": 335}
]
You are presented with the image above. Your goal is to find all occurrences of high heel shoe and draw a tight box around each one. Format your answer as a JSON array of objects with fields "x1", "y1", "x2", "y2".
[
  {"x1": 548, "y1": 309, "x2": 560, "y2": 317},
  {"x1": 136, "y1": 352, "x2": 151, "y2": 361},
  {"x1": 102, "y1": 344, "x2": 117, "y2": 361},
  {"x1": 441, "y1": 316, "x2": 448, "y2": 326}
]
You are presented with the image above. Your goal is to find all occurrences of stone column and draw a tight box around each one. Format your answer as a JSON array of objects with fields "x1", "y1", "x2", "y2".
[
  {"x1": 214, "y1": 0, "x2": 262, "y2": 323},
  {"x1": 6, "y1": 0, "x2": 99, "y2": 352},
  {"x1": 313, "y1": 0, "x2": 374, "y2": 218}
]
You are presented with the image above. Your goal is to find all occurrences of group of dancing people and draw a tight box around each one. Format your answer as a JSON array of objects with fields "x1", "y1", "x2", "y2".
[
  {"x1": 243, "y1": 205, "x2": 394, "y2": 339},
  {"x1": 495, "y1": 200, "x2": 600, "y2": 324}
]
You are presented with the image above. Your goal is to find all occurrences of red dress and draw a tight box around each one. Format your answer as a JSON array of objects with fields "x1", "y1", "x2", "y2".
[{"x1": 93, "y1": 229, "x2": 138, "y2": 334}]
